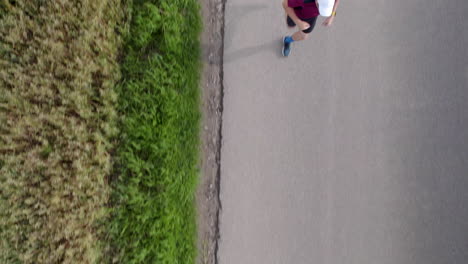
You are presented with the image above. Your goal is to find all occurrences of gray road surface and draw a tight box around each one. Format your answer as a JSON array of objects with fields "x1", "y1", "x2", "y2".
[{"x1": 218, "y1": 0, "x2": 468, "y2": 263}]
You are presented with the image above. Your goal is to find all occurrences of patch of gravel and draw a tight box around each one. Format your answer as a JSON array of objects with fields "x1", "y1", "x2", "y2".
[{"x1": 196, "y1": 0, "x2": 225, "y2": 263}]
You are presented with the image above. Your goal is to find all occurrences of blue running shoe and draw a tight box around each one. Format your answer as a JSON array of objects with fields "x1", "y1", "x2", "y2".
[{"x1": 282, "y1": 36, "x2": 291, "y2": 57}]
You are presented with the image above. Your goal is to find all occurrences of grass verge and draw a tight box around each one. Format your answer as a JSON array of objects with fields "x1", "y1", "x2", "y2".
[
  {"x1": 0, "y1": 1, "x2": 126, "y2": 263},
  {"x1": 108, "y1": 0, "x2": 202, "y2": 263}
]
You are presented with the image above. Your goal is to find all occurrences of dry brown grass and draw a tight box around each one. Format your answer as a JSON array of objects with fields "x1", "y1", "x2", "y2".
[{"x1": 0, "y1": 1, "x2": 127, "y2": 263}]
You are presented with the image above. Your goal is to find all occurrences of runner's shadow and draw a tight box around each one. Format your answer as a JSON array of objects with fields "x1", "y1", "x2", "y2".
[
  {"x1": 224, "y1": 38, "x2": 284, "y2": 64},
  {"x1": 201, "y1": 3, "x2": 268, "y2": 66}
]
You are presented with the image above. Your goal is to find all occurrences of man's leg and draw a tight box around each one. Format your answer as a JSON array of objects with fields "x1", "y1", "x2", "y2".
[
  {"x1": 283, "y1": 31, "x2": 306, "y2": 56},
  {"x1": 283, "y1": 17, "x2": 317, "y2": 57},
  {"x1": 292, "y1": 16, "x2": 317, "y2": 41},
  {"x1": 282, "y1": 30, "x2": 307, "y2": 56},
  {"x1": 292, "y1": 30, "x2": 308, "y2": 41}
]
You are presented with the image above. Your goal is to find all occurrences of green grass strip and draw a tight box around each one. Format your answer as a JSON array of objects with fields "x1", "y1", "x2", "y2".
[{"x1": 109, "y1": 0, "x2": 202, "y2": 263}]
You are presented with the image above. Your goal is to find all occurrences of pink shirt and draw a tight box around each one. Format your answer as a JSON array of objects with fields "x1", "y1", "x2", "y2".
[{"x1": 288, "y1": 0, "x2": 320, "y2": 19}]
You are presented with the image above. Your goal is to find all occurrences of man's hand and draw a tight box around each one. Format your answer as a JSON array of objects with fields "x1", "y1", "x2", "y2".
[
  {"x1": 322, "y1": 16, "x2": 335, "y2": 27},
  {"x1": 298, "y1": 21, "x2": 310, "y2": 30}
]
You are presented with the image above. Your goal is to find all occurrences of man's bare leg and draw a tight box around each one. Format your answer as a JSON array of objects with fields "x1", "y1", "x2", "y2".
[{"x1": 292, "y1": 31, "x2": 308, "y2": 41}]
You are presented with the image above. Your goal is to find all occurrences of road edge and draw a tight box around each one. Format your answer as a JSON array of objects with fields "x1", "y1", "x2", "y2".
[{"x1": 197, "y1": 0, "x2": 225, "y2": 263}]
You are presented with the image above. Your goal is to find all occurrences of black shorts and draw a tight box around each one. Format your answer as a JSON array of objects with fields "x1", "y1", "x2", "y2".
[{"x1": 287, "y1": 16, "x2": 318, "y2": 34}]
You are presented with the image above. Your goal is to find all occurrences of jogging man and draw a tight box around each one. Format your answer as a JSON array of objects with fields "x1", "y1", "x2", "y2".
[{"x1": 282, "y1": 0, "x2": 340, "y2": 57}]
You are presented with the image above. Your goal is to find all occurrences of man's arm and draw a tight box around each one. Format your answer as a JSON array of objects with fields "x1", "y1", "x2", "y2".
[
  {"x1": 331, "y1": 0, "x2": 340, "y2": 16},
  {"x1": 282, "y1": 0, "x2": 310, "y2": 30},
  {"x1": 322, "y1": 0, "x2": 340, "y2": 26}
]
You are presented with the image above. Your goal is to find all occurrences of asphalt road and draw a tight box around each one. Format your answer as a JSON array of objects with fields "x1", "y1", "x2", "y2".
[{"x1": 218, "y1": 0, "x2": 468, "y2": 263}]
